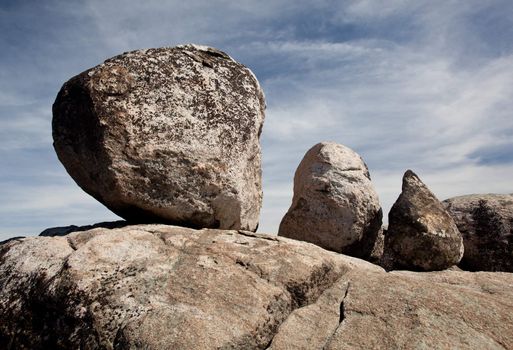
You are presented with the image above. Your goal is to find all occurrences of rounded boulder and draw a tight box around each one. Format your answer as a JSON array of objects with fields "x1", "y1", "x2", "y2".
[
  {"x1": 52, "y1": 45, "x2": 265, "y2": 231},
  {"x1": 278, "y1": 142, "x2": 382, "y2": 258}
]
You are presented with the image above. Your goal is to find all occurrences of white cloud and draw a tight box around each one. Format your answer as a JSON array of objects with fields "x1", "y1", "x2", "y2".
[
  {"x1": 0, "y1": 182, "x2": 120, "y2": 240},
  {"x1": 0, "y1": 105, "x2": 52, "y2": 151},
  {"x1": 342, "y1": 0, "x2": 424, "y2": 19},
  {"x1": 255, "y1": 5, "x2": 513, "y2": 232}
]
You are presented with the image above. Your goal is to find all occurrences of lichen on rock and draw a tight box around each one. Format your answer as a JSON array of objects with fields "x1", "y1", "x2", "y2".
[
  {"x1": 52, "y1": 44, "x2": 265, "y2": 231},
  {"x1": 444, "y1": 194, "x2": 513, "y2": 271}
]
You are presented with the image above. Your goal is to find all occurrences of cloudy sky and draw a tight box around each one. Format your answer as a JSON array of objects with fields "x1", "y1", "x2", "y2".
[{"x1": 1, "y1": 0, "x2": 513, "y2": 240}]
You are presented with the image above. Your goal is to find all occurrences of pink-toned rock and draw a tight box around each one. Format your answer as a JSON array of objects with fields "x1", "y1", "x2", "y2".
[{"x1": 1, "y1": 224, "x2": 512, "y2": 349}]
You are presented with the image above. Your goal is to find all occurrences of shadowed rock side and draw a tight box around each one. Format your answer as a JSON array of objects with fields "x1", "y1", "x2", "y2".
[
  {"x1": 52, "y1": 44, "x2": 265, "y2": 231},
  {"x1": 444, "y1": 194, "x2": 513, "y2": 272},
  {"x1": 39, "y1": 220, "x2": 129, "y2": 236},
  {"x1": 278, "y1": 142, "x2": 382, "y2": 259},
  {"x1": 1, "y1": 225, "x2": 512, "y2": 349},
  {"x1": 384, "y1": 170, "x2": 464, "y2": 271}
]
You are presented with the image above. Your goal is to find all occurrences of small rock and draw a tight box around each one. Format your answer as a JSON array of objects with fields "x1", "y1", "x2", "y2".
[
  {"x1": 384, "y1": 170, "x2": 464, "y2": 271},
  {"x1": 52, "y1": 44, "x2": 265, "y2": 231},
  {"x1": 39, "y1": 221, "x2": 128, "y2": 237},
  {"x1": 278, "y1": 142, "x2": 382, "y2": 258},
  {"x1": 444, "y1": 194, "x2": 513, "y2": 272}
]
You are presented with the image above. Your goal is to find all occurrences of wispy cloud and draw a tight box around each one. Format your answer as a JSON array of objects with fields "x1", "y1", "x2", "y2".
[{"x1": 0, "y1": 181, "x2": 120, "y2": 241}]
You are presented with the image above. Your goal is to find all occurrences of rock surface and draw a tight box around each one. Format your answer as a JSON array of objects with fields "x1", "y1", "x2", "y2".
[
  {"x1": 384, "y1": 170, "x2": 464, "y2": 271},
  {"x1": 1, "y1": 224, "x2": 512, "y2": 349},
  {"x1": 278, "y1": 142, "x2": 382, "y2": 258},
  {"x1": 269, "y1": 268, "x2": 513, "y2": 350},
  {"x1": 52, "y1": 45, "x2": 265, "y2": 231},
  {"x1": 444, "y1": 194, "x2": 513, "y2": 272}
]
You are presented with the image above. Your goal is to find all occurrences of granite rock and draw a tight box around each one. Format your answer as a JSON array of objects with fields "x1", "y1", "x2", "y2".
[
  {"x1": 52, "y1": 45, "x2": 265, "y2": 231},
  {"x1": 444, "y1": 194, "x2": 513, "y2": 272},
  {"x1": 384, "y1": 170, "x2": 464, "y2": 271},
  {"x1": 1, "y1": 224, "x2": 512, "y2": 349},
  {"x1": 278, "y1": 142, "x2": 382, "y2": 259}
]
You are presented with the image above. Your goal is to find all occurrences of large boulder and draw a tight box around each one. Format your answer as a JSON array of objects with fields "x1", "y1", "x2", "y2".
[
  {"x1": 1, "y1": 224, "x2": 512, "y2": 349},
  {"x1": 52, "y1": 45, "x2": 265, "y2": 231},
  {"x1": 444, "y1": 194, "x2": 513, "y2": 272},
  {"x1": 278, "y1": 142, "x2": 382, "y2": 259},
  {"x1": 384, "y1": 170, "x2": 464, "y2": 271}
]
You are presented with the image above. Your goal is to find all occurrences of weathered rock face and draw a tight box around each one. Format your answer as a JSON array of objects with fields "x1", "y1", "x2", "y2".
[
  {"x1": 278, "y1": 142, "x2": 382, "y2": 259},
  {"x1": 444, "y1": 194, "x2": 513, "y2": 272},
  {"x1": 52, "y1": 45, "x2": 265, "y2": 231},
  {"x1": 384, "y1": 170, "x2": 464, "y2": 271},
  {"x1": 0, "y1": 224, "x2": 369, "y2": 349},
  {"x1": 269, "y1": 269, "x2": 513, "y2": 350},
  {"x1": 2, "y1": 224, "x2": 512, "y2": 349}
]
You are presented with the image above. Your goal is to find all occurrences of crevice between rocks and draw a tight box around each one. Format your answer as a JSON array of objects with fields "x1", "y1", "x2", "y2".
[
  {"x1": 322, "y1": 282, "x2": 351, "y2": 350},
  {"x1": 339, "y1": 282, "x2": 350, "y2": 324},
  {"x1": 230, "y1": 256, "x2": 344, "y2": 349},
  {"x1": 260, "y1": 268, "x2": 349, "y2": 350}
]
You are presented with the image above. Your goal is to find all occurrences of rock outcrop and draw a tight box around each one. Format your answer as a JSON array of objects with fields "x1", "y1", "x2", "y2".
[
  {"x1": 2, "y1": 224, "x2": 512, "y2": 349},
  {"x1": 278, "y1": 142, "x2": 382, "y2": 259},
  {"x1": 384, "y1": 170, "x2": 464, "y2": 271},
  {"x1": 52, "y1": 45, "x2": 265, "y2": 231},
  {"x1": 444, "y1": 194, "x2": 513, "y2": 272}
]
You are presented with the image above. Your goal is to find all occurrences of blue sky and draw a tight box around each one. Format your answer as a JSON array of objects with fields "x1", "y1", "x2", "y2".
[{"x1": 1, "y1": 0, "x2": 513, "y2": 240}]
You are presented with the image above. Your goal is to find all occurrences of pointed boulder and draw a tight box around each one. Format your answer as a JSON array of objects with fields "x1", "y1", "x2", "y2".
[{"x1": 384, "y1": 170, "x2": 464, "y2": 271}]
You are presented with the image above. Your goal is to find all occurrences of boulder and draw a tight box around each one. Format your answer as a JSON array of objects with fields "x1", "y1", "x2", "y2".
[
  {"x1": 278, "y1": 142, "x2": 382, "y2": 259},
  {"x1": 444, "y1": 194, "x2": 513, "y2": 272},
  {"x1": 1, "y1": 224, "x2": 512, "y2": 349},
  {"x1": 52, "y1": 44, "x2": 265, "y2": 231},
  {"x1": 384, "y1": 170, "x2": 464, "y2": 271}
]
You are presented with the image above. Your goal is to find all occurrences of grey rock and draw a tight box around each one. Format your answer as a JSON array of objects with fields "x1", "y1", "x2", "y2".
[
  {"x1": 52, "y1": 44, "x2": 265, "y2": 231},
  {"x1": 278, "y1": 142, "x2": 382, "y2": 259},
  {"x1": 0, "y1": 236, "x2": 24, "y2": 245},
  {"x1": 1, "y1": 224, "x2": 512, "y2": 349},
  {"x1": 384, "y1": 170, "x2": 464, "y2": 271},
  {"x1": 444, "y1": 194, "x2": 513, "y2": 272},
  {"x1": 39, "y1": 220, "x2": 128, "y2": 236},
  {"x1": 369, "y1": 225, "x2": 386, "y2": 264}
]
